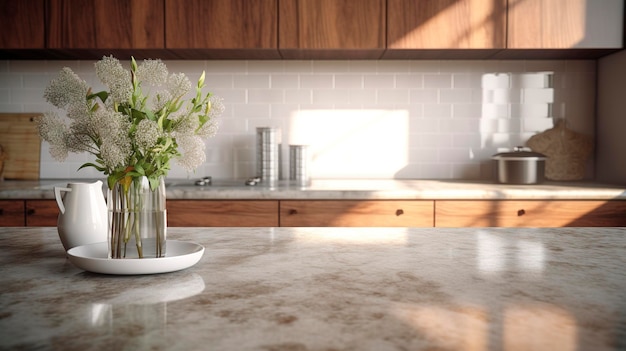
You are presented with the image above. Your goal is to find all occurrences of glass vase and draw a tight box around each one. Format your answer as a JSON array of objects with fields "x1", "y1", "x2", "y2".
[{"x1": 108, "y1": 176, "x2": 167, "y2": 259}]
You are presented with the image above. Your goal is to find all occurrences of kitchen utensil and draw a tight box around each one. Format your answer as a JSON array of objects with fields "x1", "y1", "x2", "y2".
[
  {"x1": 492, "y1": 147, "x2": 547, "y2": 184},
  {"x1": 54, "y1": 181, "x2": 108, "y2": 251}
]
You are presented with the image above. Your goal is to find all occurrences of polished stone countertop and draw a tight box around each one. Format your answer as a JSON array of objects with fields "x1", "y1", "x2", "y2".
[
  {"x1": 1, "y1": 226, "x2": 625, "y2": 350},
  {"x1": 1, "y1": 178, "x2": 626, "y2": 200}
]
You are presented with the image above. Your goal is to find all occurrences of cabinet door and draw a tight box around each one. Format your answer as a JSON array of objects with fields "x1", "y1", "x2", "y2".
[
  {"x1": 385, "y1": 0, "x2": 505, "y2": 58},
  {"x1": 279, "y1": 0, "x2": 386, "y2": 59},
  {"x1": 47, "y1": 0, "x2": 164, "y2": 49},
  {"x1": 25, "y1": 200, "x2": 59, "y2": 227},
  {"x1": 280, "y1": 200, "x2": 434, "y2": 227},
  {"x1": 0, "y1": 0, "x2": 45, "y2": 49},
  {"x1": 165, "y1": 0, "x2": 279, "y2": 58},
  {"x1": 0, "y1": 200, "x2": 25, "y2": 226},
  {"x1": 168, "y1": 200, "x2": 279, "y2": 227},
  {"x1": 435, "y1": 200, "x2": 626, "y2": 227},
  {"x1": 508, "y1": 0, "x2": 624, "y2": 49}
]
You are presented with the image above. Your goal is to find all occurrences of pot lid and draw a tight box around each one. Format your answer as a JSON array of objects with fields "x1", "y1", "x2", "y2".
[{"x1": 492, "y1": 146, "x2": 547, "y2": 160}]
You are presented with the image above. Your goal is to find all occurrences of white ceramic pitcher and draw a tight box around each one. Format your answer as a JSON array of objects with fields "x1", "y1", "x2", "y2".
[{"x1": 54, "y1": 181, "x2": 108, "y2": 251}]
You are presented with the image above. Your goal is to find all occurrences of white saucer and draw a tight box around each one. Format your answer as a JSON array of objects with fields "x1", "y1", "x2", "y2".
[{"x1": 66, "y1": 240, "x2": 204, "y2": 275}]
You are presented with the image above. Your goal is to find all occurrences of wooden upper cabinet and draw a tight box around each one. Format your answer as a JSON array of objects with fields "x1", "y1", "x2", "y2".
[
  {"x1": 385, "y1": 0, "x2": 506, "y2": 58},
  {"x1": 165, "y1": 0, "x2": 279, "y2": 58},
  {"x1": 46, "y1": 0, "x2": 164, "y2": 49},
  {"x1": 279, "y1": 0, "x2": 386, "y2": 59},
  {"x1": 0, "y1": 0, "x2": 45, "y2": 49},
  {"x1": 508, "y1": 0, "x2": 624, "y2": 49}
]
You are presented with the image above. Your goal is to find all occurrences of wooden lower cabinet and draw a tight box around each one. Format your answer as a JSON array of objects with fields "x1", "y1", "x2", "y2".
[
  {"x1": 167, "y1": 200, "x2": 279, "y2": 227},
  {"x1": 25, "y1": 200, "x2": 59, "y2": 226},
  {"x1": 280, "y1": 200, "x2": 434, "y2": 227},
  {"x1": 0, "y1": 200, "x2": 26, "y2": 226},
  {"x1": 435, "y1": 200, "x2": 626, "y2": 227}
]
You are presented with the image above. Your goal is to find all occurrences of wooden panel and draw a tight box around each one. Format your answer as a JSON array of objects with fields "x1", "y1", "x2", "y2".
[
  {"x1": 0, "y1": 114, "x2": 41, "y2": 180},
  {"x1": 279, "y1": 0, "x2": 385, "y2": 57},
  {"x1": 168, "y1": 200, "x2": 279, "y2": 227},
  {"x1": 47, "y1": 0, "x2": 164, "y2": 49},
  {"x1": 0, "y1": 200, "x2": 25, "y2": 226},
  {"x1": 165, "y1": 0, "x2": 277, "y2": 49},
  {"x1": 435, "y1": 200, "x2": 626, "y2": 227},
  {"x1": 0, "y1": 0, "x2": 45, "y2": 49},
  {"x1": 386, "y1": 0, "x2": 506, "y2": 49},
  {"x1": 26, "y1": 200, "x2": 59, "y2": 227},
  {"x1": 280, "y1": 200, "x2": 434, "y2": 227},
  {"x1": 508, "y1": 0, "x2": 623, "y2": 49}
]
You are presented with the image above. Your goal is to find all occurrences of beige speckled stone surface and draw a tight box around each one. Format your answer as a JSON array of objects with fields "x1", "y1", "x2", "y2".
[
  {"x1": 1, "y1": 227, "x2": 625, "y2": 350},
  {"x1": 1, "y1": 178, "x2": 626, "y2": 200}
]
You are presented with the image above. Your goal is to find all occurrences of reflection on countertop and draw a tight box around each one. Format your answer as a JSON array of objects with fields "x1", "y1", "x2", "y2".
[
  {"x1": 1, "y1": 226, "x2": 625, "y2": 350},
  {"x1": 1, "y1": 178, "x2": 625, "y2": 200}
]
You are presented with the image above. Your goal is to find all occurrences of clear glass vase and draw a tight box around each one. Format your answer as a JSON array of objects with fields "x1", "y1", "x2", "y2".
[{"x1": 107, "y1": 176, "x2": 167, "y2": 259}]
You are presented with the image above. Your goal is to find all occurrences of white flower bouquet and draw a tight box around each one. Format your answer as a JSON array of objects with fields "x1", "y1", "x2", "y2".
[
  {"x1": 38, "y1": 55, "x2": 223, "y2": 190},
  {"x1": 38, "y1": 56, "x2": 224, "y2": 258}
]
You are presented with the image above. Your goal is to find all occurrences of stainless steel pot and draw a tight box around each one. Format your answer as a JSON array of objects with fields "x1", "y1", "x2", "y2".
[{"x1": 492, "y1": 147, "x2": 547, "y2": 184}]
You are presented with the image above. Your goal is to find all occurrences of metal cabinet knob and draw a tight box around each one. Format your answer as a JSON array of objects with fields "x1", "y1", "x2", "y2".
[
  {"x1": 288, "y1": 209, "x2": 298, "y2": 215},
  {"x1": 517, "y1": 209, "x2": 526, "y2": 216},
  {"x1": 396, "y1": 209, "x2": 404, "y2": 216}
]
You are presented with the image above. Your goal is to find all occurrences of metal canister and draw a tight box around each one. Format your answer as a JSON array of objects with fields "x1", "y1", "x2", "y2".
[
  {"x1": 256, "y1": 127, "x2": 281, "y2": 185},
  {"x1": 289, "y1": 145, "x2": 310, "y2": 187}
]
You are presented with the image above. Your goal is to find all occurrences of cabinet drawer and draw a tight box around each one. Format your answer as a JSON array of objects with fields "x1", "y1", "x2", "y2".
[
  {"x1": 435, "y1": 200, "x2": 626, "y2": 227},
  {"x1": 25, "y1": 200, "x2": 59, "y2": 227},
  {"x1": 168, "y1": 200, "x2": 279, "y2": 227},
  {"x1": 280, "y1": 200, "x2": 434, "y2": 227},
  {"x1": 0, "y1": 200, "x2": 25, "y2": 226}
]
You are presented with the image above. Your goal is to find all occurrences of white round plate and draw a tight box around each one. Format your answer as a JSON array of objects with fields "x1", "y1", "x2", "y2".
[{"x1": 66, "y1": 240, "x2": 204, "y2": 275}]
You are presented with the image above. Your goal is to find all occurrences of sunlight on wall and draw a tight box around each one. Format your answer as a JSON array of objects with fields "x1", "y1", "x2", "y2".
[{"x1": 289, "y1": 110, "x2": 409, "y2": 179}]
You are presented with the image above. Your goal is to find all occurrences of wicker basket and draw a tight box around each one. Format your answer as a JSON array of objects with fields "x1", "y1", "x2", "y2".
[{"x1": 527, "y1": 120, "x2": 593, "y2": 181}]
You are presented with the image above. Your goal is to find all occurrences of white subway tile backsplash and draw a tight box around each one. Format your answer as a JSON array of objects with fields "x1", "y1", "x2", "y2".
[
  {"x1": 248, "y1": 89, "x2": 284, "y2": 104},
  {"x1": 522, "y1": 88, "x2": 554, "y2": 104},
  {"x1": 523, "y1": 117, "x2": 554, "y2": 132},
  {"x1": 409, "y1": 89, "x2": 438, "y2": 104},
  {"x1": 363, "y1": 74, "x2": 395, "y2": 89},
  {"x1": 0, "y1": 58, "x2": 596, "y2": 180},
  {"x1": 299, "y1": 74, "x2": 333, "y2": 89},
  {"x1": 377, "y1": 89, "x2": 409, "y2": 105},
  {"x1": 423, "y1": 74, "x2": 453, "y2": 88},
  {"x1": 440, "y1": 89, "x2": 472, "y2": 103},
  {"x1": 395, "y1": 74, "x2": 423, "y2": 89},
  {"x1": 233, "y1": 74, "x2": 271, "y2": 89},
  {"x1": 333, "y1": 74, "x2": 362, "y2": 90}
]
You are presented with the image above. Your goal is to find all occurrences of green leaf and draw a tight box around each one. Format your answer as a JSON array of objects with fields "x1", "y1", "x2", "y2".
[
  {"x1": 78, "y1": 162, "x2": 107, "y2": 172},
  {"x1": 88, "y1": 91, "x2": 109, "y2": 103}
]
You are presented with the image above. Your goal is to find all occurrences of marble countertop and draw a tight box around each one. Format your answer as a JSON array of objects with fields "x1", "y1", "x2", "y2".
[
  {"x1": 1, "y1": 178, "x2": 626, "y2": 200},
  {"x1": 1, "y1": 226, "x2": 625, "y2": 350}
]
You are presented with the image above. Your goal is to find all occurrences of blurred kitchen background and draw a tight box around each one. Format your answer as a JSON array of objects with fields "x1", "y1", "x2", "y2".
[{"x1": 4, "y1": 57, "x2": 618, "y2": 182}]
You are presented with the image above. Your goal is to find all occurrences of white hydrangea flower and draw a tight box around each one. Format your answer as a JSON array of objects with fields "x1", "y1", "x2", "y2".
[
  {"x1": 36, "y1": 112, "x2": 70, "y2": 161},
  {"x1": 95, "y1": 56, "x2": 132, "y2": 104},
  {"x1": 41, "y1": 56, "x2": 225, "y2": 183},
  {"x1": 135, "y1": 119, "x2": 161, "y2": 152},
  {"x1": 43, "y1": 68, "x2": 89, "y2": 109},
  {"x1": 175, "y1": 134, "x2": 206, "y2": 172},
  {"x1": 136, "y1": 59, "x2": 168, "y2": 87},
  {"x1": 167, "y1": 73, "x2": 192, "y2": 99}
]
